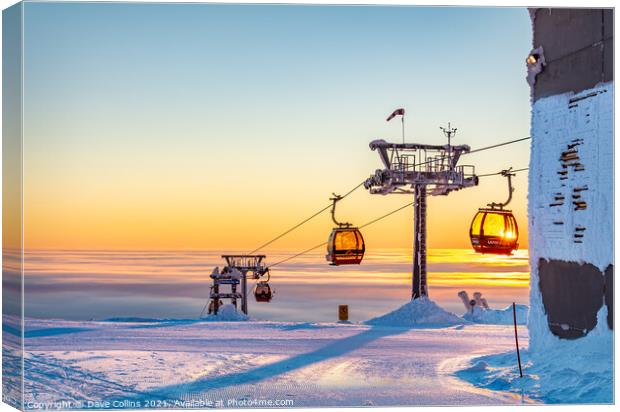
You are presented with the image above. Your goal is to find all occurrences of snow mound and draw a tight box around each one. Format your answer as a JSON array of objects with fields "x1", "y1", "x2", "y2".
[
  {"x1": 462, "y1": 304, "x2": 528, "y2": 325},
  {"x1": 365, "y1": 297, "x2": 465, "y2": 327},
  {"x1": 456, "y1": 307, "x2": 613, "y2": 404},
  {"x1": 465, "y1": 361, "x2": 489, "y2": 372},
  {"x1": 456, "y1": 345, "x2": 612, "y2": 403},
  {"x1": 203, "y1": 304, "x2": 248, "y2": 322}
]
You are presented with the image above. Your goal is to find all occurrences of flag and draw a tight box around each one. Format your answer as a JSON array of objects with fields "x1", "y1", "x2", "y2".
[{"x1": 386, "y1": 108, "x2": 405, "y2": 122}]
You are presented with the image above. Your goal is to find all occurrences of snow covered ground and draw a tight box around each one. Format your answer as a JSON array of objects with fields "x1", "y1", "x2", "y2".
[
  {"x1": 4, "y1": 298, "x2": 611, "y2": 408},
  {"x1": 5, "y1": 314, "x2": 533, "y2": 409}
]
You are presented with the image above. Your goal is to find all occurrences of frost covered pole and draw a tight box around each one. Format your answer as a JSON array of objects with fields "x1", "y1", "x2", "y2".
[
  {"x1": 412, "y1": 185, "x2": 427, "y2": 299},
  {"x1": 241, "y1": 273, "x2": 248, "y2": 314}
]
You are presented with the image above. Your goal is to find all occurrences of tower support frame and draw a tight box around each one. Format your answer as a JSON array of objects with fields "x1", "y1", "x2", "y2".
[
  {"x1": 209, "y1": 255, "x2": 269, "y2": 316},
  {"x1": 364, "y1": 129, "x2": 478, "y2": 299}
]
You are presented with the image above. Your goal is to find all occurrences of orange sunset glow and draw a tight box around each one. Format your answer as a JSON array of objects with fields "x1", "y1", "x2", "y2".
[{"x1": 18, "y1": 3, "x2": 532, "y2": 322}]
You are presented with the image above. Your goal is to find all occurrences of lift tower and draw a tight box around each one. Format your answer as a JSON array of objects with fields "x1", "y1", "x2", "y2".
[
  {"x1": 209, "y1": 255, "x2": 269, "y2": 316},
  {"x1": 364, "y1": 125, "x2": 478, "y2": 299}
]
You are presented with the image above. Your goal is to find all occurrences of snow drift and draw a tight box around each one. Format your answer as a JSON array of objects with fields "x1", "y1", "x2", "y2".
[
  {"x1": 462, "y1": 304, "x2": 528, "y2": 325},
  {"x1": 203, "y1": 304, "x2": 248, "y2": 321},
  {"x1": 365, "y1": 297, "x2": 465, "y2": 327},
  {"x1": 457, "y1": 307, "x2": 612, "y2": 404}
]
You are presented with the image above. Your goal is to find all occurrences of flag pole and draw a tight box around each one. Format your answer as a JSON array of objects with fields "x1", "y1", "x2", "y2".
[{"x1": 401, "y1": 115, "x2": 405, "y2": 144}]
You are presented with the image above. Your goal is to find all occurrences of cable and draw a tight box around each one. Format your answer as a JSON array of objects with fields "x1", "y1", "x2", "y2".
[
  {"x1": 464, "y1": 136, "x2": 531, "y2": 156},
  {"x1": 268, "y1": 200, "x2": 414, "y2": 268},
  {"x1": 250, "y1": 135, "x2": 531, "y2": 255},
  {"x1": 397, "y1": 136, "x2": 531, "y2": 172},
  {"x1": 247, "y1": 205, "x2": 332, "y2": 255},
  {"x1": 477, "y1": 167, "x2": 529, "y2": 178},
  {"x1": 199, "y1": 286, "x2": 214, "y2": 319},
  {"x1": 247, "y1": 181, "x2": 365, "y2": 255},
  {"x1": 359, "y1": 201, "x2": 414, "y2": 229},
  {"x1": 267, "y1": 241, "x2": 328, "y2": 269},
  {"x1": 199, "y1": 300, "x2": 210, "y2": 319},
  {"x1": 265, "y1": 165, "x2": 528, "y2": 268}
]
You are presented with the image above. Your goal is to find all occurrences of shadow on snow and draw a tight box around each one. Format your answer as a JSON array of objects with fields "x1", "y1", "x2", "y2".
[{"x1": 128, "y1": 325, "x2": 411, "y2": 401}]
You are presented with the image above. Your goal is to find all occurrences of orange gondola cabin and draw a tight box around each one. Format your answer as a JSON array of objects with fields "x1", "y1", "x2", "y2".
[
  {"x1": 254, "y1": 282, "x2": 272, "y2": 302},
  {"x1": 326, "y1": 228, "x2": 365, "y2": 265},
  {"x1": 469, "y1": 209, "x2": 519, "y2": 255},
  {"x1": 325, "y1": 193, "x2": 366, "y2": 266},
  {"x1": 469, "y1": 169, "x2": 519, "y2": 255}
]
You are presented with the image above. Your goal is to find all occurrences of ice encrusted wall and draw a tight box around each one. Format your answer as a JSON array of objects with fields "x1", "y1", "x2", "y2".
[{"x1": 528, "y1": 81, "x2": 613, "y2": 351}]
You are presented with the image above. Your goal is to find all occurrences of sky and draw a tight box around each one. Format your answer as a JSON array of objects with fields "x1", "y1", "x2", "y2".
[{"x1": 22, "y1": 3, "x2": 533, "y2": 252}]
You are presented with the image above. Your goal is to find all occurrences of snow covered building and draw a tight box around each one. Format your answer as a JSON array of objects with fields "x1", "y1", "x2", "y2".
[{"x1": 527, "y1": 9, "x2": 613, "y2": 349}]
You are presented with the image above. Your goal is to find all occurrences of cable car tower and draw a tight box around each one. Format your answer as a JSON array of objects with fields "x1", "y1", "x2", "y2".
[
  {"x1": 209, "y1": 255, "x2": 270, "y2": 316},
  {"x1": 364, "y1": 123, "x2": 478, "y2": 299}
]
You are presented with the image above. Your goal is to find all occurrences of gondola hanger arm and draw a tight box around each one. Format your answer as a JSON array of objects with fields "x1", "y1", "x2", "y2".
[
  {"x1": 487, "y1": 168, "x2": 516, "y2": 210},
  {"x1": 330, "y1": 193, "x2": 352, "y2": 228}
]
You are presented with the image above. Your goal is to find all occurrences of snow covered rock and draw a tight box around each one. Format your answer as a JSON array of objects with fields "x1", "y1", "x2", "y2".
[
  {"x1": 203, "y1": 304, "x2": 248, "y2": 321},
  {"x1": 463, "y1": 304, "x2": 528, "y2": 325},
  {"x1": 365, "y1": 297, "x2": 465, "y2": 327}
]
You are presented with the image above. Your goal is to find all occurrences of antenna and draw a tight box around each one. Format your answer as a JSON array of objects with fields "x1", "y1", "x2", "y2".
[
  {"x1": 440, "y1": 122, "x2": 457, "y2": 140},
  {"x1": 440, "y1": 122, "x2": 458, "y2": 171}
]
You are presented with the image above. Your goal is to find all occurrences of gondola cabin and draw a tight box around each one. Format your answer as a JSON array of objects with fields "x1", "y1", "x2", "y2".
[
  {"x1": 254, "y1": 282, "x2": 272, "y2": 303},
  {"x1": 469, "y1": 209, "x2": 519, "y2": 255},
  {"x1": 326, "y1": 228, "x2": 365, "y2": 265}
]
